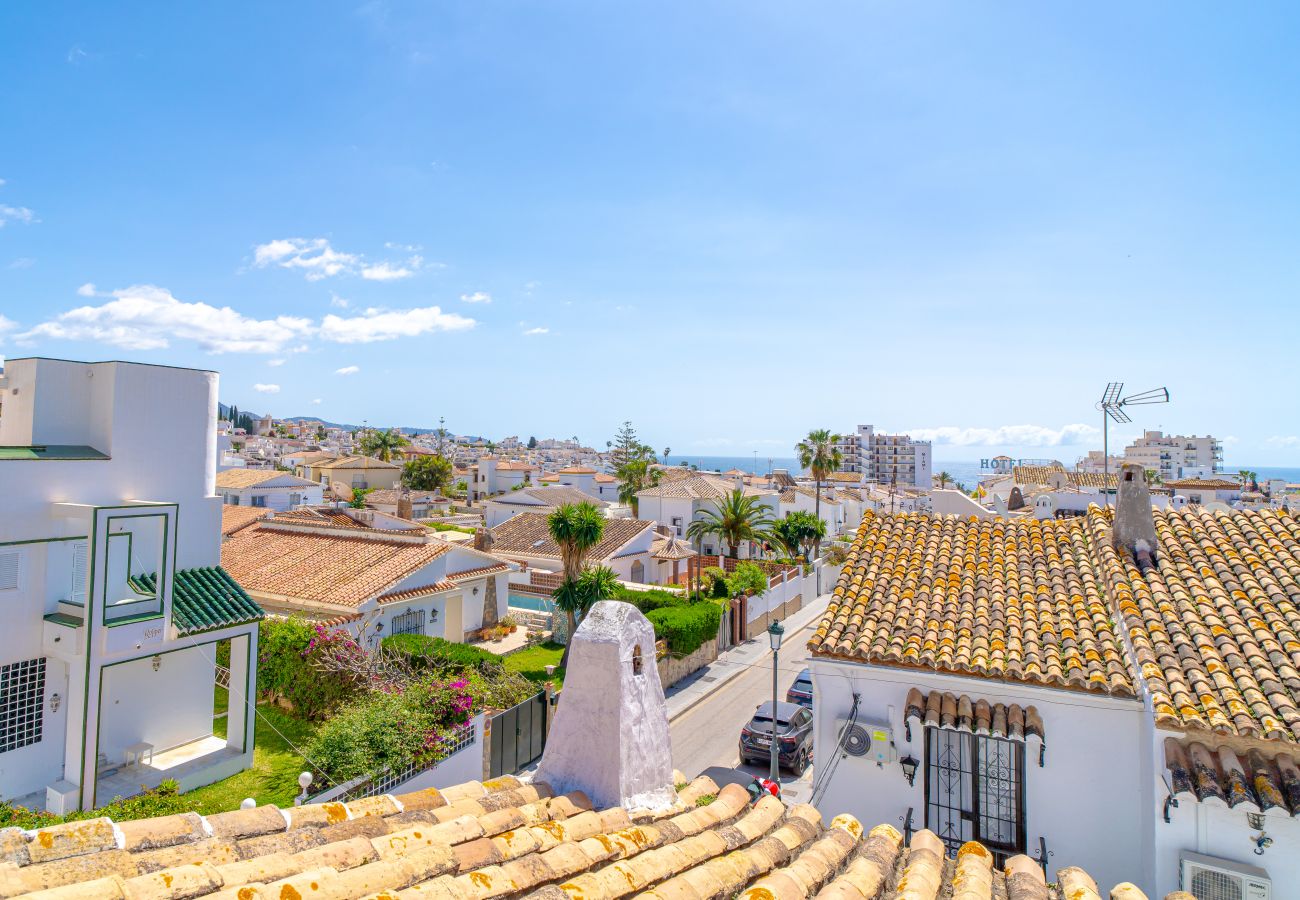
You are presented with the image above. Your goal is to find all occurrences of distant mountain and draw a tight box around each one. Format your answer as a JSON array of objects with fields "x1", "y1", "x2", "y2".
[{"x1": 219, "y1": 403, "x2": 452, "y2": 436}]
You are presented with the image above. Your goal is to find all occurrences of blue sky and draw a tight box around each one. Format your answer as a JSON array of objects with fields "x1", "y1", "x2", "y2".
[{"x1": 2, "y1": 3, "x2": 1298, "y2": 464}]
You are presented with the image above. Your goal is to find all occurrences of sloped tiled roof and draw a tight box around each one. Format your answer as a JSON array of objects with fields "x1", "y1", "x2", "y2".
[
  {"x1": 810, "y1": 511, "x2": 1135, "y2": 696},
  {"x1": 220, "y1": 505, "x2": 272, "y2": 536},
  {"x1": 377, "y1": 563, "x2": 511, "y2": 605},
  {"x1": 1114, "y1": 507, "x2": 1300, "y2": 742},
  {"x1": 1164, "y1": 736, "x2": 1300, "y2": 815},
  {"x1": 489, "y1": 486, "x2": 607, "y2": 509},
  {"x1": 1012, "y1": 465, "x2": 1066, "y2": 484},
  {"x1": 215, "y1": 469, "x2": 318, "y2": 489},
  {"x1": 0, "y1": 772, "x2": 1148, "y2": 899},
  {"x1": 638, "y1": 475, "x2": 771, "y2": 502},
  {"x1": 904, "y1": 688, "x2": 1045, "y2": 743},
  {"x1": 222, "y1": 523, "x2": 453, "y2": 608},
  {"x1": 1068, "y1": 471, "x2": 1118, "y2": 490},
  {"x1": 315, "y1": 455, "x2": 401, "y2": 471},
  {"x1": 651, "y1": 534, "x2": 696, "y2": 561},
  {"x1": 489, "y1": 512, "x2": 653, "y2": 562},
  {"x1": 1164, "y1": 477, "x2": 1241, "y2": 490},
  {"x1": 135, "y1": 567, "x2": 264, "y2": 635}
]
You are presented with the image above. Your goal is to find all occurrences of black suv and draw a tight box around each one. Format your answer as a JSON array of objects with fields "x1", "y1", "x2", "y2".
[
  {"x1": 739, "y1": 701, "x2": 813, "y2": 775},
  {"x1": 786, "y1": 668, "x2": 813, "y2": 708}
]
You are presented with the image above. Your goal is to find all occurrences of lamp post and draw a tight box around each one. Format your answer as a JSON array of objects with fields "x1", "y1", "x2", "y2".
[{"x1": 767, "y1": 619, "x2": 785, "y2": 783}]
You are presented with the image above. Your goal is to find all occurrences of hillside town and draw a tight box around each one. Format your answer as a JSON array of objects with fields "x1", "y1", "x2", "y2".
[{"x1": 0, "y1": 354, "x2": 1297, "y2": 900}]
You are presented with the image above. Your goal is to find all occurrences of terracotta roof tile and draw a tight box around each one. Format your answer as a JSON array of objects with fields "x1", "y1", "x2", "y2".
[
  {"x1": 1068, "y1": 471, "x2": 1118, "y2": 490},
  {"x1": 490, "y1": 486, "x2": 607, "y2": 508},
  {"x1": 221, "y1": 522, "x2": 453, "y2": 608},
  {"x1": 637, "y1": 475, "x2": 772, "y2": 502},
  {"x1": 903, "y1": 688, "x2": 1045, "y2": 743},
  {"x1": 0, "y1": 773, "x2": 1147, "y2": 899},
  {"x1": 810, "y1": 511, "x2": 1136, "y2": 696},
  {"x1": 1165, "y1": 736, "x2": 1300, "y2": 815},
  {"x1": 1164, "y1": 478, "x2": 1241, "y2": 490},
  {"x1": 216, "y1": 469, "x2": 319, "y2": 489},
  {"x1": 1012, "y1": 465, "x2": 1066, "y2": 484},
  {"x1": 221, "y1": 505, "x2": 272, "y2": 536},
  {"x1": 489, "y1": 512, "x2": 653, "y2": 562}
]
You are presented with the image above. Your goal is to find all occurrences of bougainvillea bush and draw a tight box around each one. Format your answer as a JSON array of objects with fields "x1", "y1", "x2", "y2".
[
  {"x1": 256, "y1": 618, "x2": 361, "y2": 720},
  {"x1": 303, "y1": 677, "x2": 477, "y2": 783}
]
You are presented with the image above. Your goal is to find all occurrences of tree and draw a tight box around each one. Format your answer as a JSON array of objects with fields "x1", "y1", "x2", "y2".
[
  {"x1": 350, "y1": 488, "x2": 369, "y2": 509},
  {"x1": 610, "y1": 421, "x2": 644, "y2": 470},
  {"x1": 547, "y1": 502, "x2": 606, "y2": 659},
  {"x1": 527, "y1": 436, "x2": 538, "y2": 450},
  {"x1": 401, "y1": 454, "x2": 453, "y2": 493},
  {"x1": 686, "y1": 489, "x2": 776, "y2": 560},
  {"x1": 315, "y1": 425, "x2": 327, "y2": 442},
  {"x1": 772, "y1": 511, "x2": 826, "y2": 561},
  {"x1": 662, "y1": 447, "x2": 671, "y2": 461},
  {"x1": 617, "y1": 457, "x2": 661, "y2": 516},
  {"x1": 361, "y1": 428, "x2": 410, "y2": 462},
  {"x1": 796, "y1": 429, "x2": 843, "y2": 559},
  {"x1": 936, "y1": 471, "x2": 954, "y2": 490},
  {"x1": 1144, "y1": 468, "x2": 1162, "y2": 486}
]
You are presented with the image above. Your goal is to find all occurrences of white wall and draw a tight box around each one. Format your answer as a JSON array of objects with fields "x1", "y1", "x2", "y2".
[
  {"x1": 99, "y1": 648, "x2": 215, "y2": 761},
  {"x1": 810, "y1": 659, "x2": 1150, "y2": 893}
]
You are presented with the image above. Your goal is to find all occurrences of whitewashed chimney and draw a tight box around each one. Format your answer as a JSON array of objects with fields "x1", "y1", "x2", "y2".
[
  {"x1": 532, "y1": 601, "x2": 676, "y2": 810},
  {"x1": 1113, "y1": 463, "x2": 1158, "y2": 559}
]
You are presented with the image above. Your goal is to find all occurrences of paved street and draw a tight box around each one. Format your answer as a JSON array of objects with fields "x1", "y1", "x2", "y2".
[{"x1": 668, "y1": 610, "x2": 822, "y2": 802}]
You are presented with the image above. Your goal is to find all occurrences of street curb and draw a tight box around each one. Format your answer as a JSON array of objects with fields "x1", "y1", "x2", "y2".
[{"x1": 667, "y1": 597, "x2": 830, "y2": 723}]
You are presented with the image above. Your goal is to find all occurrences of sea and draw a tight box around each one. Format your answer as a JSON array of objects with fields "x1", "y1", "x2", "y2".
[{"x1": 664, "y1": 456, "x2": 1300, "y2": 492}]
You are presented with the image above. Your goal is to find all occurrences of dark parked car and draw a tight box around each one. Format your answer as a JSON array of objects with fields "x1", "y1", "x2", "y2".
[
  {"x1": 739, "y1": 701, "x2": 813, "y2": 775},
  {"x1": 786, "y1": 668, "x2": 813, "y2": 708}
]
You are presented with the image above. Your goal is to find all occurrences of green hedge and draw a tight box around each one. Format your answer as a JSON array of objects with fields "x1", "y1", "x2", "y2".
[
  {"x1": 611, "y1": 585, "x2": 689, "y2": 613},
  {"x1": 382, "y1": 634, "x2": 501, "y2": 672},
  {"x1": 646, "y1": 602, "x2": 722, "y2": 657}
]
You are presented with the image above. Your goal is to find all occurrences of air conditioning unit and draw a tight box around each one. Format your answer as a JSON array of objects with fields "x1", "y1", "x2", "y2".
[
  {"x1": 1180, "y1": 851, "x2": 1270, "y2": 900},
  {"x1": 835, "y1": 718, "x2": 895, "y2": 765}
]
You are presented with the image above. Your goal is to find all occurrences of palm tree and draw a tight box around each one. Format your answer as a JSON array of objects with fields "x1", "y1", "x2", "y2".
[
  {"x1": 548, "y1": 502, "x2": 606, "y2": 656},
  {"x1": 686, "y1": 489, "x2": 776, "y2": 559},
  {"x1": 796, "y1": 429, "x2": 843, "y2": 559},
  {"x1": 360, "y1": 428, "x2": 409, "y2": 462},
  {"x1": 936, "y1": 471, "x2": 954, "y2": 490}
]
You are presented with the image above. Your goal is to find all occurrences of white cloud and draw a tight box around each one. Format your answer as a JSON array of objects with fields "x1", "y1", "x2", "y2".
[
  {"x1": 329, "y1": 293, "x2": 350, "y2": 309},
  {"x1": 0, "y1": 205, "x2": 36, "y2": 227},
  {"x1": 253, "y1": 238, "x2": 424, "y2": 282},
  {"x1": 335, "y1": 365, "x2": 360, "y2": 376},
  {"x1": 311, "y1": 398, "x2": 322, "y2": 405},
  {"x1": 360, "y1": 257, "x2": 419, "y2": 281},
  {"x1": 253, "y1": 238, "x2": 359, "y2": 281},
  {"x1": 8, "y1": 258, "x2": 34, "y2": 269},
  {"x1": 906, "y1": 423, "x2": 1101, "y2": 448},
  {"x1": 1265, "y1": 435, "x2": 1300, "y2": 449},
  {"x1": 267, "y1": 358, "x2": 286, "y2": 367},
  {"x1": 384, "y1": 242, "x2": 422, "y2": 252},
  {"x1": 77, "y1": 282, "x2": 98, "y2": 297},
  {"x1": 460, "y1": 291, "x2": 491, "y2": 304},
  {"x1": 253, "y1": 383, "x2": 280, "y2": 394},
  {"x1": 0, "y1": 315, "x2": 17, "y2": 342},
  {"x1": 17, "y1": 284, "x2": 315, "y2": 353},
  {"x1": 522, "y1": 326, "x2": 549, "y2": 336},
  {"x1": 319, "y1": 306, "x2": 474, "y2": 343}
]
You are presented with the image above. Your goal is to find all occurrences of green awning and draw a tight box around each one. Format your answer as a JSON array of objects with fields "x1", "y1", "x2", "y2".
[{"x1": 136, "y1": 567, "x2": 265, "y2": 635}]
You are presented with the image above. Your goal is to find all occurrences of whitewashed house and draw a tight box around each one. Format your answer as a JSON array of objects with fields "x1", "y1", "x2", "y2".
[
  {"x1": 221, "y1": 508, "x2": 512, "y2": 642},
  {"x1": 215, "y1": 468, "x2": 324, "y2": 510},
  {"x1": 0, "y1": 357, "x2": 263, "y2": 812},
  {"x1": 486, "y1": 512, "x2": 658, "y2": 584},
  {"x1": 636, "y1": 475, "x2": 779, "y2": 558},
  {"x1": 808, "y1": 464, "x2": 1300, "y2": 895},
  {"x1": 483, "y1": 485, "x2": 609, "y2": 529},
  {"x1": 309, "y1": 455, "x2": 401, "y2": 494},
  {"x1": 468, "y1": 457, "x2": 538, "y2": 502}
]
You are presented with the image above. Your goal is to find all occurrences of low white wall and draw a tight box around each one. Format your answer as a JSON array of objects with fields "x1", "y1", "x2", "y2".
[{"x1": 388, "y1": 714, "x2": 486, "y2": 793}]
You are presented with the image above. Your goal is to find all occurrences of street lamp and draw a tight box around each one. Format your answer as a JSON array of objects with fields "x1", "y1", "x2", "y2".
[
  {"x1": 767, "y1": 619, "x2": 785, "y2": 783},
  {"x1": 1096, "y1": 382, "x2": 1170, "y2": 507}
]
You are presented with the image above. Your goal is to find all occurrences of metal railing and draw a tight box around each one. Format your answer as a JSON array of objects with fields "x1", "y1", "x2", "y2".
[{"x1": 304, "y1": 722, "x2": 476, "y2": 804}]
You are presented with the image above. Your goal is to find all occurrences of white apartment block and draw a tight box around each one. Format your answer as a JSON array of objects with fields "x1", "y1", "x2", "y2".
[
  {"x1": 1122, "y1": 430, "x2": 1223, "y2": 482},
  {"x1": 0, "y1": 358, "x2": 261, "y2": 812},
  {"x1": 833, "y1": 424, "x2": 932, "y2": 489}
]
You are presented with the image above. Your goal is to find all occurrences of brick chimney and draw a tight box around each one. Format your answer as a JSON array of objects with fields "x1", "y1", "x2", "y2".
[
  {"x1": 474, "y1": 527, "x2": 493, "y2": 552},
  {"x1": 396, "y1": 490, "x2": 414, "y2": 521},
  {"x1": 1113, "y1": 463, "x2": 1158, "y2": 561}
]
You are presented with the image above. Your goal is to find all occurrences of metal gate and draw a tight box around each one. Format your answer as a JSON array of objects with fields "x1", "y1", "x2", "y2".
[
  {"x1": 924, "y1": 728, "x2": 1025, "y2": 864},
  {"x1": 488, "y1": 691, "x2": 548, "y2": 778}
]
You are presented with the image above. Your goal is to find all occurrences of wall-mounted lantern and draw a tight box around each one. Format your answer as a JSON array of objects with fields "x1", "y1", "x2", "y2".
[{"x1": 900, "y1": 755, "x2": 919, "y2": 787}]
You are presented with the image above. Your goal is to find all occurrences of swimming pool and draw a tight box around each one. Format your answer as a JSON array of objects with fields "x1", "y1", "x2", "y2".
[{"x1": 508, "y1": 593, "x2": 555, "y2": 612}]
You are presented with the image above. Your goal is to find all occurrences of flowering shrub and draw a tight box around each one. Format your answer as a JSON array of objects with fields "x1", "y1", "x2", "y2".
[
  {"x1": 303, "y1": 678, "x2": 478, "y2": 783},
  {"x1": 257, "y1": 618, "x2": 360, "y2": 720}
]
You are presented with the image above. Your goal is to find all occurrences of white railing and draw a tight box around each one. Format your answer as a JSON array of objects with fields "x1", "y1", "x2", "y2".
[{"x1": 304, "y1": 720, "x2": 477, "y2": 804}]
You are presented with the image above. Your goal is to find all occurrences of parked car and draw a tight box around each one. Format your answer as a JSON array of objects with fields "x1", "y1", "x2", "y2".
[
  {"x1": 786, "y1": 668, "x2": 813, "y2": 708},
  {"x1": 739, "y1": 701, "x2": 813, "y2": 775}
]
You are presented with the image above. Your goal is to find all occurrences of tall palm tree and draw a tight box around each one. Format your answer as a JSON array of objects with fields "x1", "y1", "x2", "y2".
[
  {"x1": 360, "y1": 428, "x2": 409, "y2": 462},
  {"x1": 936, "y1": 471, "x2": 954, "y2": 490},
  {"x1": 548, "y1": 502, "x2": 606, "y2": 655},
  {"x1": 796, "y1": 429, "x2": 843, "y2": 559},
  {"x1": 686, "y1": 489, "x2": 776, "y2": 559}
]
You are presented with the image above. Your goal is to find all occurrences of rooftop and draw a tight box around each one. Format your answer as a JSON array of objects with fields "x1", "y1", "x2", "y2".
[
  {"x1": 219, "y1": 505, "x2": 273, "y2": 537},
  {"x1": 489, "y1": 511, "x2": 653, "y2": 562},
  {"x1": 637, "y1": 474, "x2": 772, "y2": 502},
  {"x1": 215, "y1": 469, "x2": 318, "y2": 490},
  {"x1": 0, "y1": 771, "x2": 1151, "y2": 900},
  {"x1": 489, "y1": 486, "x2": 608, "y2": 508}
]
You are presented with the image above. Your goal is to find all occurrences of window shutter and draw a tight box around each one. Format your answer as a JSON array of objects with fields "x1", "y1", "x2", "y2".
[
  {"x1": 0, "y1": 552, "x2": 18, "y2": 591},
  {"x1": 69, "y1": 541, "x2": 88, "y2": 602}
]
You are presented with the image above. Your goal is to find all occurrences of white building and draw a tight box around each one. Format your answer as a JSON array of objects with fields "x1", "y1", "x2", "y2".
[
  {"x1": 468, "y1": 457, "x2": 538, "y2": 502},
  {"x1": 635, "y1": 474, "x2": 779, "y2": 559},
  {"x1": 833, "y1": 424, "x2": 932, "y2": 489},
  {"x1": 808, "y1": 466, "x2": 1300, "y2": 895},
  {"x1": 215, "y1": 469, "x2": 323, "y2": 510},
  {"x1": 221, "y1": 507, "x2": 511, "y2": 641},
  {"x1": 487, "y1": 512, "x2": 658, "y2": 584},
  {"x1": 483, "y1": 485, "x2": 609, "y2": 529},
  {"x1": 0, "y1": 358, "x2": 262, "y2": 812},
  {"x1": 1123, "y1": 430, "x2": 1224, "y2": 481}
]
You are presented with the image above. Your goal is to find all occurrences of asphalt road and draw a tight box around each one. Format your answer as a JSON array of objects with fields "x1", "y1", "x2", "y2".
[{"x1": 668, "y1": 616, "x2": 819, "y2": 796}]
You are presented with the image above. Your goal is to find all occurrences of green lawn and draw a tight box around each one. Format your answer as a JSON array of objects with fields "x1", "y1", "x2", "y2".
[
  {"x1": 182, "y1": 703, "x2": 318, "y2": 814},
  {"x1": 503, "y1": 642, "x2": 566, "y2": 688}
]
